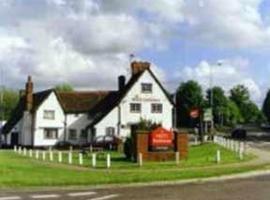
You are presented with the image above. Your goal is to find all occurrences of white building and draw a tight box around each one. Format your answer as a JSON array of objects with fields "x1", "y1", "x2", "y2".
[{"x1": 2, "y1": 61, "x2": 174, "y2": 147}]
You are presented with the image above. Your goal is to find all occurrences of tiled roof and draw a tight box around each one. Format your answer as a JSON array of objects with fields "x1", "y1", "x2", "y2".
[{"x1": 56, "y1": 91, "x2": 111, "y2": 113}]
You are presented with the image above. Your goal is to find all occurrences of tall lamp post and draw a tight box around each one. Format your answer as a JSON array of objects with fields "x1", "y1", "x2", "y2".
[{"x1": 210, "y1": 61, "x2": 223, "y2": 135}]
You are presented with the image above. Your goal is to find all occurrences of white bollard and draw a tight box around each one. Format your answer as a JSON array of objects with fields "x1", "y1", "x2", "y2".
[
  {"x1": 58, "y1": 151, "x2": 62, "y2": 163},
  {"x1": 68, "y1": 152, "x2": 72, "y2": 164},
  {"x1": 175, "y1": 152, "x2": 180, "y2": 165},
  {"x1": 35, "y1": 150, "x2": 39, "y2": 159},
  {"x1": 18, "y1": 146, "x2": 22, "y2": 154},
  {"x1": 29, "y1": 149, "x2": 33, "y2": 157},
  {"x1": 239, "y1": 148, "x2": 244, "y2": 160},
  {"x1": 42, "y1": 151, "x2": 46, "y2": 161},
  {"x1": 79, "y1": 153, "x2": 83, "y2": 165},
  {"x1": 106, "y1": 154, "x2": 111, "y2": 168},
  {"x1": 194, "y1": 136, "x2": 198, "y2": 145},
  {"x1": 139, "y1": 153, "x2": 143, "y2": 167},
  {"x1": 216, "y1": 150, "x2": 221, "y2": 164},
  {"x1": 49, "y1": 151, "x2": 53, "y2": 162},
  {"x1": 92, "y1": 153, "x2": 96, "y2": 168},
  {"x1": 14, "y1": 146, "x2": 17, "y2": 152},
  {"x1": 231, "y1": 140, "x2": 234, "y2": 151},
  {"x1": 23, "y1": 148, "x2": 27, "y2": 156}
]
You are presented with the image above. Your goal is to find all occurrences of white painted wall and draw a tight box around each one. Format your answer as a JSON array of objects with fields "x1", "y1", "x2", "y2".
[
  {"x1": 66, "y1": 113, "x2": 90, "y2": 144},
  {"x1": 94, "y1": 107, "x2": 119, "y2": 137},
  {"x1": 34, "y1": 92, "x2": 65, "y2": 146},
  {"x1": 95, "y1": 70, "x2": 173, "y2": 138}
]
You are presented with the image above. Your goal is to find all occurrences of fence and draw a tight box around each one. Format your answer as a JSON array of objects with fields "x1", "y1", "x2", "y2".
[{"x1": 213, "y1": 135, "x2": 246, "y2": 160}]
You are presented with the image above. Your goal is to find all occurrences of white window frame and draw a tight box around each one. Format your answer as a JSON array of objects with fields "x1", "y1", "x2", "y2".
[
  {"x1": 68, "y1": 129, "x2": 77, "y2": 140},
  {"x1": 44, "y1": 128, "x2": 58, "y2": 139},
  {"x1": 141, "y1": 83, "x2": 153, "y2": 93},
  {"x1": 106, "y1": 127, "x2": 115, "y2": 136},
  {"x1": 151, "y1": 103, "x2": 163, "y2": 113},
  {"x1": 43, "y1": 110, "x2": 55, "y2": 120},
  {"x1": 130, "y1": 103, "x2": 141, "y2": 113}
]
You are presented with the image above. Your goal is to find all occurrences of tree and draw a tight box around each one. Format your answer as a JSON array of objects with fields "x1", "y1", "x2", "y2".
[
  {"x1": 206, "y1": 87, "x2": 228, "y2": 125},
  {"x1": 224, "y1": 100, "x2": 244, "y2": 126},
  {"x1": 176, "y1": 80, "x2": 204, "y2": 127},
  {"x1": 0, "y1": 88, "x2": 19, "y2": 121},
  {"x1": 230, "y1": 84, "x2": 263, "y2": 124},
  {"x1": 55, "y1": 83, "x2": 74, "y2": 92},
  {"x1": 262, "y1": 89, "x2": 270, "y2": 123}
]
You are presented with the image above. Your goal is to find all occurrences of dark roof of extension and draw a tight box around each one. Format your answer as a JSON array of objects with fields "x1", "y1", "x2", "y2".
[
  {"x1": 2, "y1": 89, "x2": 53, "y2": 134},
  {"x1": 87, "y1": 68, "x2": 174, "y2": 127}
]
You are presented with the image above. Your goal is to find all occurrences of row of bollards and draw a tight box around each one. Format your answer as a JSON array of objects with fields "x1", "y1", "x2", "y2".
[
  {"x1": 13, "y1": 146, "x2": 112, "y2": 168},
  {"x1": 213, "y1": 136, "x2": 245, "y2": 161}
]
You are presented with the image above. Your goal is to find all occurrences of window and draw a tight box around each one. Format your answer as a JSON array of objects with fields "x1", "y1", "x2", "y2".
[
  {"x1": 106, "y1": 127, "x2": 115, "y2": 136},
  {"x1": 151, "y1": 104, "x2": 163, "y2": 113},
  {"x1": 44, "y1": 128, "x2": 58, "y2": 139},
  {"x1": 68, "y1": 129, "x2": 77, "y2": 140},
  {"x1": 80, "y1": 129, "x2": 88, "y2": 139},
  {"x1": 141, "y1": 83, "x2": 152, "y2": 93},
  {"x1": 43, "y1": 110, "x2": 55, "y2": 120},
  {"x1": 130, "y1": 103, "x2": 141, "y2": 113}
]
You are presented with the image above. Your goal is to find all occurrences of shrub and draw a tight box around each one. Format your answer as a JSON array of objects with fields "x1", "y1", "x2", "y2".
[{"x1": 124, "y1": 137, "x2": 132, "y2": 160}]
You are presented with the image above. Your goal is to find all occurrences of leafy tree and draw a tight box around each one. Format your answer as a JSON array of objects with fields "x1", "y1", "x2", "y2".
[
  {"x1": 244, "y1": 102, "x2": 262, "y2": 123},
  {"x1": 55, "y1": 83, "x2": 74, "y2": 92},
  {"x1": 262, "y1": 89, "x2": 270, "y2": 123},
  {"x1": 0, "y1": 88, "x2": 19, "y2": 121},
  {"x1": 230, "y1": 84, "x2": 263, "y2": 124},
  {"x1": 225, "y1": 100, "x2": 244, "y2": 126},
  {"x1": 176, "y1": 80, "x2": 204, "y2": 127},
  {"x1": 230, "y1": 85, "x2": 250, "y2": 106},
  {"x1": 206, "y1": 87, "x2": 228, "y2": 125}
]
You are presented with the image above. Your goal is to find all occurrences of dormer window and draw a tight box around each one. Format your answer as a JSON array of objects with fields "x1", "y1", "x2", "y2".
[{"x1": 141, "y1": 83, "x2": 152, "y2": 93}]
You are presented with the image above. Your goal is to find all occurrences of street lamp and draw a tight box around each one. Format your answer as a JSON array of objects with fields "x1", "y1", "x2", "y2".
[{"x1": 209, "y1": 61, "x2": 223, "y2": 134}]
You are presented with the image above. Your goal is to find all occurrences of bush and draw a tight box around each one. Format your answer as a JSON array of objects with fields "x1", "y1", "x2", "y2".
[
  {"x1": 124, "y1": 137, "x2": 132, "y2": 160},
  {"x1": 136, "y1": 118, "x2": 161, "y2": 131}
]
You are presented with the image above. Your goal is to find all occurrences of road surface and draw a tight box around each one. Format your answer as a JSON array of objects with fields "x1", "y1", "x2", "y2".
[{"x1": 1, "y1": 174, "x2": 270, "y2": 200}]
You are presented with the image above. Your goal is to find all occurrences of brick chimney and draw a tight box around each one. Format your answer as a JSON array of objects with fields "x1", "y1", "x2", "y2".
[
  {"x1": 25, "y1": 76, "x2": 33, "y2": 111},
  {"x1": 131, "y1": 61, "x2": 150, "y2": 76}
]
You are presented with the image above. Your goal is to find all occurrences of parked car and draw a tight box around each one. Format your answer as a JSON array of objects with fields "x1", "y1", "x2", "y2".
[
  {"x1": 92, "y1": 135, "x2": 120, "y2": 150},
  {"x1": 231, "y1": 128, "x2": 247, "y2": 140}
]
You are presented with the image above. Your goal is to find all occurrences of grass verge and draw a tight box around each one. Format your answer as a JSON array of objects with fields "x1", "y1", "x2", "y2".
[{"x1": 0, "y1": 143, "x2": 260, "y2": 188}]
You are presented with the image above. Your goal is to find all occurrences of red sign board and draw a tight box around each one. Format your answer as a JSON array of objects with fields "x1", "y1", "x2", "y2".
[
  {"x1": 149, "y1": 127, "x2": 174, "y2": 148},
  {"x1": 190, "y1": 108, "x2": 200, "y2": 118}
]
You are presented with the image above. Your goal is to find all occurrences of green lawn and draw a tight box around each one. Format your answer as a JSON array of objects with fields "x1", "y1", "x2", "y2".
[{"x1": 0, "y1": 144, "x2": 259, "y2": 188}]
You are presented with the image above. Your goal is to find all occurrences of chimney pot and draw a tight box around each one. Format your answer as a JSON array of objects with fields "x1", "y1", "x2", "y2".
[{"x1": 118, "y1": 75, "x2": 126, "y2": 91}]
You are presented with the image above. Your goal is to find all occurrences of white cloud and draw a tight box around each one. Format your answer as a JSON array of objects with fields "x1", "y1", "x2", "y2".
[
  {"x1": 1, "y1": 0, "x2": 270, "y2": 99},
  {"x1": 175, "y1": 58, "x2": 262, "y2": 104},
  {"x1": 183, "y1": 0, "x2": 270, "y2": 48}
]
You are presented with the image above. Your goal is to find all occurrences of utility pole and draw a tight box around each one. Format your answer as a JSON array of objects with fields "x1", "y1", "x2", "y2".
[{"x1": 0, "y1": 64, "x2": 4, "y2": 146}]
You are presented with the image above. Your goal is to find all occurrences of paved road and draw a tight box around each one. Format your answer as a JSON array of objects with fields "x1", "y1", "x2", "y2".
[{"x1": 2, "y1": 174, "x2": 270, "y2": 200}]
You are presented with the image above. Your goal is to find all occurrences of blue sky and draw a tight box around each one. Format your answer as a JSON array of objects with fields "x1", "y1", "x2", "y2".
[{"x1": 1, "y1": 0, "x2": 270, "y2": 105}]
